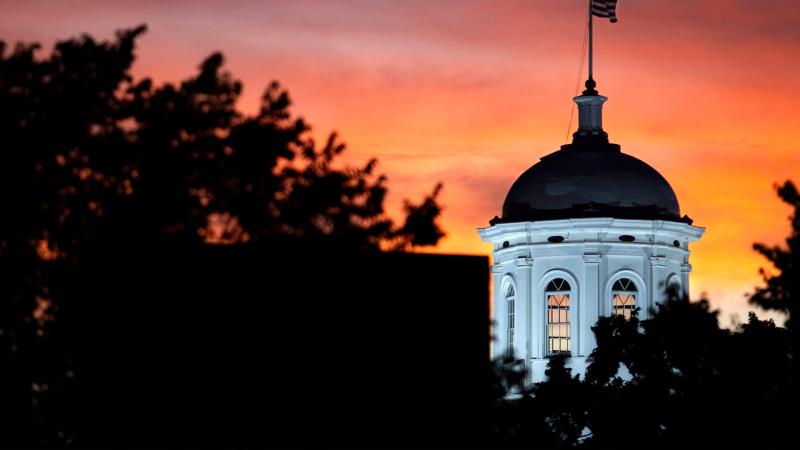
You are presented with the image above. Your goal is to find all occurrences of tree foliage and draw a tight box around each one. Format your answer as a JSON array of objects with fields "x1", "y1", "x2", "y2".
[
  {"x1": 490, "y1": 294, "x2": 793, "y2": 448},
  {"x1": 0, "y1": 26, "x2": 444, "y2": 446},
  {"x1": 0, "y1": 24, "x2": 444, "y2": 255},
  {"x1": 750, "y1": 180, "x2": 797, "y2": 329}
]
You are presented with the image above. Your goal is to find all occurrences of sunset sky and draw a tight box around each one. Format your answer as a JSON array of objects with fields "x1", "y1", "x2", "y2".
[{"x1": 2, "y1": 0, "x2": 798, "y2": 324}]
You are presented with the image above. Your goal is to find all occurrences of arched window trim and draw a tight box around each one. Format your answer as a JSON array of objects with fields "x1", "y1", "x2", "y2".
[
  {"x1": 604, "y1": 270, "x2": 648, "y2": 318},
  {"x1": 666, "y1": 273, "x2": 682, "y2": 300},
  {"x1": 540, "y1": 270, "x2": 578, "y2": 356},
  {"x1": 500, "y1": 275, "x2": 518, "y2": 355}
]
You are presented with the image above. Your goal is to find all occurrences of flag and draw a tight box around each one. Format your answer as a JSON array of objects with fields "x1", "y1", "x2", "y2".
[{"x1": 592, "y1": 0, "x2": 618, "y2": 23}]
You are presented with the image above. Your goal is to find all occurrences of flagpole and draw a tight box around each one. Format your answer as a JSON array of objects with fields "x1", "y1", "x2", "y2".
[{"x1": 588, "y1": 0, "x2": 593, "y2": 82}]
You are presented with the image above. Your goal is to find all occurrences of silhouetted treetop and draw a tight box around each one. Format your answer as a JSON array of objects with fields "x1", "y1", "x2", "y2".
[
  {"x1": 393, "y1": 183, "x2": 446, "y2": 250},
  {"x1": 750, "y1": 180, "x2": 797, "y2": 329},
  {"x1": 0, "y1": 24, "x2": 446, "y2": 446},
  {"x1": 1, "y1": 24, "x2": 445, "y2": 255}
]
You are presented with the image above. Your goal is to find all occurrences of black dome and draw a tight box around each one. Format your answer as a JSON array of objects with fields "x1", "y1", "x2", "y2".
[{"x1": 499, "y1": 141, "x2": 687, "y2": 224}]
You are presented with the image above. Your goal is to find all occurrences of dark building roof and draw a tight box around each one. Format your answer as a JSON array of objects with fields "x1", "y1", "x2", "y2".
[
  {"x1": 497, "y1": 139, "x2": 691, "y2": 225},
  {"x1": 71, "y1": 240, "x2": 491, "y2": 446}
]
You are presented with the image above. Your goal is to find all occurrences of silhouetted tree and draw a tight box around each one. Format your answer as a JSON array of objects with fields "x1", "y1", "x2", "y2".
[
  {"x1": 392, "y1": 183, "x2": 446, "y2": 250},
  {"x1": 490, "y1": 286, "x2": 792, "y2": 448},
  {"x1": 531, "y1": 355, "x2": 591, "y2": 447},
  {"x1": 750, "y1": 180, "x2": 797, "y2": 329},
  {"x1": 104, "y1": 43, "x2": 444, "y2": 251},
  {"x1": 1, "y1": 25, "x2": 445, "y2": 446},
  {"x1": 1, "y1": 26, "x2": 145, "y2": 446},
  {"x1": 488, "y1": 352, "x2": 591, "y2": 448},
  {"x1": 486, "y1": 352, "x2": 535, "y2": 446}
]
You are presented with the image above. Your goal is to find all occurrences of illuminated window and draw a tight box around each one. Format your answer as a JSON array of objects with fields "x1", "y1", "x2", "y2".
[
  {"x1": 546, "y1": 278, "x2": 571, "y2": 354},
  {"x1": 611, "y1": 278, "x2": 637, "y2": 319},
  {"x1": 506, "y1": 285, "x2": 515, "y2": 353}
]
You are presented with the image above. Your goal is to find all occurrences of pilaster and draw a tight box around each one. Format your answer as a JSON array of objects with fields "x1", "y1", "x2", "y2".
[
  {"x1": 649, "y1": 255, "x2": 668, "y2": 313},
  {"x1": 681, "y1": 261, "x2": 693, "y2": 298},
  {"x1": 582, "y1": 248, "x2": 601, "y2": 356}
]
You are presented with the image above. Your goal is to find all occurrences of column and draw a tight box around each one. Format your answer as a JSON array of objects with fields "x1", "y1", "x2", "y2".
[
  {"x1": 582, "y1": 248, "x2": 601, "y2": 356},
  {"x1": 515, "y1": 255, "x2": 533, "y2": 383},
  {"x1": 649, "y1": 255, "x2": 668, "y2": 313},
  {"x1": 681, "y1": 260, "x2": 692, "y2": 299},
  {"x1": 490, "y1": 262, "x2": 503, "y2": 359}
]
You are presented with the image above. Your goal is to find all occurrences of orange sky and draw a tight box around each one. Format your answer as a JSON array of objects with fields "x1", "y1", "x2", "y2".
[{"x1": 3, "y1": 0, "x2": 798, "y2": 325}]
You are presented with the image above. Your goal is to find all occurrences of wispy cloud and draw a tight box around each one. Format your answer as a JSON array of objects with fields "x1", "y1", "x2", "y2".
[{"x1": 2, "y1": 0, "x2": 798, "y2": 323}]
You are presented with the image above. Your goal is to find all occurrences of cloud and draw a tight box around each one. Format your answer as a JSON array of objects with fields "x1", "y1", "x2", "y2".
[{"x1": 3, "y1": 0, "x2": 798, "y2": 323}]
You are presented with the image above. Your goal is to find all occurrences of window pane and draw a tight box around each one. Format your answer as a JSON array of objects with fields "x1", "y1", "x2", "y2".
[
  {"x1": 612, "y1": 278, "x2": 637, "y2": 320},
  {"x1": 507, "y1": 287, "x2": 515, "y2": 351},
  {"x1": 547, "y1": 290, "x2": 571, "y2": 354},
  {"x1": 546, "y1": 278, "x2": 571, "y2": 292}
]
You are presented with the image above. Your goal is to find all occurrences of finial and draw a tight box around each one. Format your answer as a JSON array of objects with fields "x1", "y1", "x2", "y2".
[{"x1": 582, "y1": 77, "x2": 598, "y2": 96}]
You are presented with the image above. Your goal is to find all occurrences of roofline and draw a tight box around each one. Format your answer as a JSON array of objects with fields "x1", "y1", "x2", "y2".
[{"x1": 478, "y1": 217, "x2": 705, "y2": 241}]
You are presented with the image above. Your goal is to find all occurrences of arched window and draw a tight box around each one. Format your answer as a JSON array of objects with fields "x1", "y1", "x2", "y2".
[
  {"x1": 667, "y1": 275, "x2": 682, "y2": 300},
  {"x1": 506, "y1": 285, "x2": 515, "y2": 352},
  {"x1": 546, "y1": 278, "x2": 571, "y2": 354},
  {"x1": 611, "y1": 278, "x2": 637, "y2": 320}
]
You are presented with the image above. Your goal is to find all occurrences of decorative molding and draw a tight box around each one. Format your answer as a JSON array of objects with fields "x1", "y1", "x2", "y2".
[
  {"x1": 583, "y1": 254, "x2": 601, "y2": 263},
  {"x1": 583, "y1": 248, "x2": 601, "y2": 263},
  {"x1": 649, "y1": 256, "x2": 667, "y2": 267},
  {"x1": 479, "y1": 217, "x2": 705, "y2": 244},
  {"x1": 515, "y1": 255, "x2": 533, "y2": 267}
]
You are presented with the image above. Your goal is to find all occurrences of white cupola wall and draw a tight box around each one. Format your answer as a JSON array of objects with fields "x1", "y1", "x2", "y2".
[{"x1": 479, "y1": 218, "x2": 703, "y2": 382}]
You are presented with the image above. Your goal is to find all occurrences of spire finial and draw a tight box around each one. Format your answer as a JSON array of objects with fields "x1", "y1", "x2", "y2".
[{"x1": 582, "y1": 77, "x2": 598, "y2": 96}]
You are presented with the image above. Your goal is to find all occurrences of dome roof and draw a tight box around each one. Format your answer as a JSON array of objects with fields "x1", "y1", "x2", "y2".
[{"x1": 499, "y1": 141, "x2": 688, "y2": 224}]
